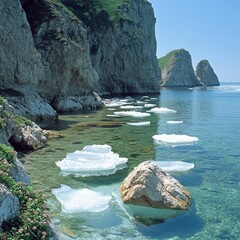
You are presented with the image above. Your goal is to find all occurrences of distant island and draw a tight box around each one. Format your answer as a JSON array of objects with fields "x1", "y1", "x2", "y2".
[{"x1": 158, "y1": 49, "x2": 220, "y2": 87}]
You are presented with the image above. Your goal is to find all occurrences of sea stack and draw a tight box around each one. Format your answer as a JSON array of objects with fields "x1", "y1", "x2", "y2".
[
  {"x1": 159, "y1": 49, "x2": 201, "y2": 87},
  {"x1": 195, "y1": 60, "x2": 220, "y2": 86}
]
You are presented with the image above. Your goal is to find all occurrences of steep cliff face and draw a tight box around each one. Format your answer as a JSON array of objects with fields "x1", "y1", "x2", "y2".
[
  {"x1": 159, "y1": 49, "x2": 201, "y2": 87},
  {"x1": 22, "y1": 0, "x2": 103, "y2": 111},
  {"x1": 61, "y1": 0, "x2": 161, "y2": 95},
  {"x1": 195, "y1": 60, "x2": 220, "y2": 86},
  {"x1": 1, "y1": 0, "x2": 159, "y2": 119},
  {"x1": 0, "y1": 0, "x2": 57, "y2": 121},
  {"x1": 88, "y1": 0, "x2": 161, "y2": 94}
]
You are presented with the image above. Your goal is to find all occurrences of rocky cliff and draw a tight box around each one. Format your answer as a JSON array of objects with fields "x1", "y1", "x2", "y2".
[
  {"x1": 0, "y1": 0, "x2": 160, "y2": 120},
  {"x1": 159, "y1": 49, "x2": 201, "y2": 87},
  {"x1": 87, "y1": 0, "x2": 161, "y2": 94},
  {"x1": 195, "y1": 60, "x2": 220, "y2": 86}
]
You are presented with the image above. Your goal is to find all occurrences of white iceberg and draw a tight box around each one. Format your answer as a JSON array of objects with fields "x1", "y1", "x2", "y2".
[
  {"x1": 166, "y1": 120, "x2": 183, "y2": 124},
  {"x1": 120, "y1": 105, "x2": 143, "y2": 109},
  {"x1": 126, "y1": 121, "x2": 151, "y2": 126},
  {"x1": 143, "y1": 103, "x2": 156, "y2": 108},
  {"x1": 148, "y1": 107, "x2": 177, "y2": 113},
  {"x1": 152, "y1": 161, "x2": 194, "y2": 172},
  {"x1": 153, "y1": 134, "x2": 199, "y2": 145},
  {"x1": 56, "y1": 144, "x2": 128, "y2": 176},
  {"x1": 113, "y1": 111, "x2": 150, "y2": 118},
  {"x1": 52, "y1": 185, "x2": 111, "y2": 213}
]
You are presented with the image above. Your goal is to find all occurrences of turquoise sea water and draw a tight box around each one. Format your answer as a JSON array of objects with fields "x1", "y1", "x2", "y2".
[{"x1": 22, "y1": 82, "x2": 240, "y2": 240}]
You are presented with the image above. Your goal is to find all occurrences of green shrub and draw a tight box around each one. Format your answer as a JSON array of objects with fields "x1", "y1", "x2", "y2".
[
  {"x1": 0, "y1": 145, "x2": 50, "y2": 240},
  {"x1": 14, "y1": 116, "x2": 33, "y2": 128},
  {"x1": 0, "y1": 144, "x2": 16, "y2": 164}
]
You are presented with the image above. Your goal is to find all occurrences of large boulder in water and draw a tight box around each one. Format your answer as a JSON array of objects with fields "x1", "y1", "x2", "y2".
[
  {"x1": 120, "y1": 161, "x2": 191, "y2": 210},
  {"x1": 195, "y1": 60, "x2": 220, "y2": 86}
]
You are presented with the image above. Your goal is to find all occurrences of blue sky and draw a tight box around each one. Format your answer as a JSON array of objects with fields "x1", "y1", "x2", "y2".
[{"x1": 148, "y1": 0, "x2": 240, "y2": 82}]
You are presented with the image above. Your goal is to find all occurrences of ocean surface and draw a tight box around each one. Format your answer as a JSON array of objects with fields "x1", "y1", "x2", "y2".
[{"x1": 22, "y1": 82, "x2": 240, "y2": 240}]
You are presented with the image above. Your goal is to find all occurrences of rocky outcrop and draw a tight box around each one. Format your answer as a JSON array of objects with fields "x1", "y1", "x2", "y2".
[
  {"x1": 159, "y1": 49, "x2": 201, "y2": 87},
  {"x1": 88, "y1": 0, "x2": 161, "y2": 94},
  {"x1": 120, "y1": 161, "x2": 191, "y2": 210},
  {"x1": 8, "y1": 158, "x2": 31, "y2": 185},
  {"x1": 0, "y1": 184, "x2": 20, "y2": 226},
  {"x1": 195, "y1": 60, "x2": 220, "y2": 86},
  {"x1": 0, "y1": 97, "x2": 48, "y2": 151}
]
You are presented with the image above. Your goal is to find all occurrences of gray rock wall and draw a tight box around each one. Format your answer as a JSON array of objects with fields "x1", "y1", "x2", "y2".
[
  {"x1": 195, "y1": 60, "x2": 220, "y2": 86},
  {"x1": 89, "y1": 0, "x2": 161, "y2": 95},
  {"x1": 0, "y1": 184, "x2": 20, "y2": 226}
]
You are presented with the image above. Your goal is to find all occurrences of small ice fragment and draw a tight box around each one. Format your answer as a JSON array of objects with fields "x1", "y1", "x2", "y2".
[
  {"x1": 113, "y1": 111, "x2": 150, "y2": 118},
  {"x1": 127, "y1": 122, "x2": 150, "y2": 126},
  {"x1": 152, "y1": 161, "x2": 194, "y2": 172},
  {"x1": 120, "y1": 105, "x2": 143, "y2": 109},
  {"x1": 148, "y1": 107, "x2": 177, "y2": 113},
  {"x1": 143, "y1": 104, "x2": 156, "y2": 108},
  {"x1": 153, "y1": 134, "x2": 199, "y2": 145},
  {"x1": 52, "y1": 185, "x2": 111, "y2": 213},
  {"x1": 166, "y1": 120, "x2": 183, "y2": 124}
]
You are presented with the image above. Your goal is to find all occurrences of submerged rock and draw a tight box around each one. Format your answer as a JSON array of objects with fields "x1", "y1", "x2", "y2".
[
  {"x1": 0, "y1": 184, "x2": 20, "y2": 226},
  {"x1": 120, "y1": 161, "x2": 191, "y2": 210},
  {"x1": 195, "y1": 60, "x2": 220, "y2": 86},
  {"x1": 159, "y1": 49, "x2": 201, "y2": 87}
]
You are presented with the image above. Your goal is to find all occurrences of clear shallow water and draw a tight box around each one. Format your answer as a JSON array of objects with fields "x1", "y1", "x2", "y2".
[{"x1": 22, "y1": 83, "x2": 240, "y2": 240}]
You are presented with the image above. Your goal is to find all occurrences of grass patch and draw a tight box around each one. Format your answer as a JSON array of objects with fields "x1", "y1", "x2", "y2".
[
  {"x1": 14, "y1": 116, "x2": 33, "y2": 128},
  {"x1": 0, "y1": 145, "x2": 16, "y2": 164},
  {"x1": 59, "y1": 0, "x2": 131, "y2": 29},
  {"x1": 158, "y1": 49, "x2": 185, "y2": 70}
]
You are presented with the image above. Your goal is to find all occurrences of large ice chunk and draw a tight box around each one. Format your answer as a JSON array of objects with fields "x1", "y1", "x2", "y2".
[
  {"x1": 152, "y1": 161, "x2": 194, "y2": 172},
  {"x1": 56, "y1": 144, "x2": 128, "y2": 176},
  {"x1": 126, "y1": 122, "x2": 150, "y2": 126},
  {"x1": 153, "y1": 134, "x2": 199, "y2": 145},
  {"x1": 52, "y1": 185, "x2": 111, "y2": 213},
  {"x1": 113, "y1": 111, "x2": 150, "y2": 118},
  {"x1": 148, "y1": 107, "x2": 177, "y2": 113}
]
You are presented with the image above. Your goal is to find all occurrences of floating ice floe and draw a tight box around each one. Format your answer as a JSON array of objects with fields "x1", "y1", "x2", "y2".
[
  {"x1": 52, "y1": 185, "x2": 111, "y2": 213},
  {"x1": 153, "y1": 134, "x2": 199, "y2": 146},
  {"x1": 55, "y1": 144, "x2": 128, "y2": 176},
  {"x1": 166, "y1": 120, "x2": 183, "y2": 124},
  {"x1": 113, "y1": 111, "x2": 150, "y2": 118},
  {"x1": 148, "y1": 107, "x2": 177, "y2": 113},
  {"x1": 126, "y1": 122, "x2": 151, "y2": 126},
  {"x1": 152, "y1": 161, "x2": 194, "y2": 172},
  {"x1": 104, "y1": 99, "x2": 128, "y2": 107},
  {"x1": 120, "y1": 105, "x2": 143, "y2": 109},
  {"x1": 143, "y1": 103, "x2": 156, "y2": 108}
]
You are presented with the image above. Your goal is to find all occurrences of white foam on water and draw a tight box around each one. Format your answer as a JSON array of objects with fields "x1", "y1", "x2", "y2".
[
  {"x1": 120, "y1": 105, "x2": 143, "y2": 109},
  {"x1": 153, "y1": 134, "x2": 199, "y2": 145},
  {"x1": 166, "y1": 120, "x2": 183, "y2": 124},
  {"x1": 55, "y1": 144, "x2": 128, "y2": 176},
  {"x1": 143, "y1": 103, "x2": 156, "y2": 108},
  {"x1": 148, "y1": 107, "x2": 177, "y2": 113},
  {"x1": 152, "y1": 161, "x2": 194, "y2": 172},
  {"x1": 52, "y1": 185, "x2": 111, "y2": 213},
  {"x1": 113, "y1": 111, "x2": 151, "y2": 118},
  {"x1": 126, "y1": 121, "x2": 151, "y2": 126}
]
